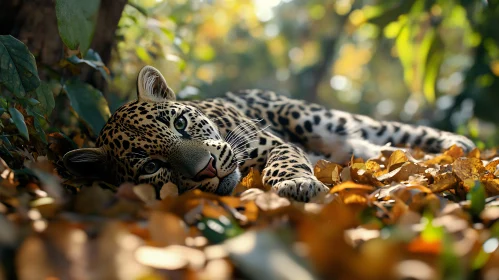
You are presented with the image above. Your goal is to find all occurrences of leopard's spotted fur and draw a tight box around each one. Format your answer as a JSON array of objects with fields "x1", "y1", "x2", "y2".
[{"x1": 64, "y1": 66, "x2": 475, "y2": 202}]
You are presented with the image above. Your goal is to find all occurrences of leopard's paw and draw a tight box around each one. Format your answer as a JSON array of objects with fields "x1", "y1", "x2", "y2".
[{"x1": 273, "y1": 177, "x2": 329, "y2": 202}]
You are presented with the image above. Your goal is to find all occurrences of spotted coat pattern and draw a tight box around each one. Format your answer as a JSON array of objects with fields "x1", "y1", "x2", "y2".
[{"x1": 64, "y1": 68, "x2": 475, "y2": 202}]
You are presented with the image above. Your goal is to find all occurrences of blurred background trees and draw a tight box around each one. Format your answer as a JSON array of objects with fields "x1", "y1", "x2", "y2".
[
  {"x1": 1, "y1": 0, "x2": 499, "y2": 153},
  {"x1": 110, "y1": 0, "x2": 499, "y2": 147}
]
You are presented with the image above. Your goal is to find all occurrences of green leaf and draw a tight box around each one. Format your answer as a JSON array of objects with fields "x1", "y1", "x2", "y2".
[
  {"x1": 395, "y1": 24, "x2": 413, "y2": 86},
  {"x1": 35, "y1": 82, "x2": 55, "y2": 116},
  {"x1": 67, "y1": 49, "x2": 110, "y2": 81},
  {"x1": 135, "y1": 46, "x2": 152, "y2": 63},
  {"x1": 64, "y1": 79, "x2": 111, "y2": 135},
  {"x1": 421, "y1": 212, "x2": 443, "y2": 242},
  {"x1": 0, "y1": 35, "x2": 40, "y2": 98},
  {"x1": 33, "y1": 117, "x2": 47, "y2": 145},
  {"x1": 467, "y1": 181, "x2": 486, "y2": 216},
  {"x1": 0, "y1": 98, "x2": 7, "y2": 110},
  {"x1": 423, "y1": 36, "x2": 444, "y2": 104},
  {"x1": 55, "y1": 0, "x2": 101, "y2": 56},
  {"x1": 8, "y1": 107, "x2": 29, "y2": 141},
  {"x1": 27, "y1": 98, "x2": 40, "y2": 106},
  {"x1": 197, "y1": 216, "x2": 243, "y2": 244},
  {"x1": 367, "y1": 0, "x2": 416, "y2": 30},
  {"x1": 127, "y1": 2, "x2": 149, "y2": 17}
]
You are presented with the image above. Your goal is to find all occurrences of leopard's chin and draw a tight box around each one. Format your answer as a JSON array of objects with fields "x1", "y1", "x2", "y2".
[{"x1": 215, "y1": 169, "x2": 241, "y2": 195}]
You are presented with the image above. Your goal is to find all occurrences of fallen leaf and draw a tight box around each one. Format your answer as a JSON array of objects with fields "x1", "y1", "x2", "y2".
[
  {"x1": 453, "y1": 158, "x2": 486, "y2": 188},
  {"x1": 330, "y1": 181, "x2": 375, "y2": 194},
  {"x1": 254, "y1": 191, "x2": 291, "y2": 211},
  {"x1": 234, "y1": 168, "x2": 267, "y2": 194},
  {"x1": 160, "y1": 182, "x2": 179, "y2": 199},
  {"x1": 148, "y1": 211, "x2": 188, "y2": 246},
  {"x1": 429, "y1": 172, "x2": 458, "y2": 193},
  {"x1": 386, "y1": 150, "x2": 409, "y2": 171},
  {"x1": 314, "y1": 159, "x2": 343, "y2": 185}
]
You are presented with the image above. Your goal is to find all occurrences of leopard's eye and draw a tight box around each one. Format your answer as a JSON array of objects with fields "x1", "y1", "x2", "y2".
[
  {"x1": 142, "y1": 159, "x2": 163, "y2": 175},
  {"x1": 174, "y1": 115, "x2": 187, "y2": 131}
]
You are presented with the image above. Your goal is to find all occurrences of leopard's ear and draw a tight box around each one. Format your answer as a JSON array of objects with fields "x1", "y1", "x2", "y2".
[
  {"x1": 136, "y1": 65, "x2": 176, "y2": 102},
  {"x1": 63, "y1": 147, "x2": 109, "y2": 179}
]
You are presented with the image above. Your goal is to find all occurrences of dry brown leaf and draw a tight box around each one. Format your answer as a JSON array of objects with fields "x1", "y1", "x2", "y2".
[
  {"x1": 330, "y1": 181, "x2": 375, "y2": 194},
  {"x1": 424, "y1": 154, "x2": 454, "y2": 165},
  {"x1": 365, "y1": 160, "x2": 381, "y2": 172},
  {"x1": 234, "y1": 168, "x2": 267, "y2": 194},
  {"x1": 424, "y1": 146, "x2": 463, "y2": 166},
  {"x1": 481, "y1": 178, "x2": 499, "y2": 196},
  {"x1": 393, "y1": 186, "x2": 440, "y2": 213},
  {"x1": 410, "y1": 147, "x2": 426, "y2": 160},
  {"x1": 0, "y1": 157, "x2": 18, "y2": 196},
  {"x1": 148, "y1": 211, "x2": 187, "y2": 246},
  {"x1": 253, "y1": 191, "x2": 291, "y2": 211},
  {"x1": 73, "y1": 182, "x2": 116, "y2": 215},
  {"x1": 446, "y1": 145, "x2": 465, "y2": 159},
  {"x1": 314, "y1": 159, "x2": 342, "y2": 185},
  {"x1": 160, "y1": 182, "x2": 179, "y2": 199},
  {"x1": 341, "y1": 193, "x2": 368, "y2": 205},
  {"x1": 453, "y1": 157, "x2": 486, "y2": 183},
  {"x1": 468, "y1": 148, "x2": 481, "y2": 159},
  {"x1": 16, "y1": 236, "x2": 55, "y2": 279},
  {"x1": 376, "y1": 162, "x2": 427, "y2": 183},
  {"x1": 220, "y1": 196, "x2": 259, "y2": 223},
  {"x1": 133, "y1": 184, "x2": 157, "y2": 205},
  {"x1": 386, "y1": 150, "x2": 409, "y2": 171},
  {"x1": 340, "y1": 166, "x2": 352, "y2": 182},
  {"x1": 485, "y1": 159, "x2": 499, "y2": 174},
  {"x1": 429, "y1": 172, "x2": 458, "y2": 193},
  {"x1": 480, "y1": 148, "x2": 497, "y2": 160},
  {"x1": 94, "y1": 222, "x2": 150, "y2": 278}
]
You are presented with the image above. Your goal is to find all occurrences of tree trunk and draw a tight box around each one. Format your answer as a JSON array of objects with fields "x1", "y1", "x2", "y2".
[{"x1": 0, "y1": 0, "x2": 127, "y2": 92}]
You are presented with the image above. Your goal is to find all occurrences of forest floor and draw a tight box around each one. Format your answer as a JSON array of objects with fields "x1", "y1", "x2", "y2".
[{"x1": 1, "y1": 139, "x2": 499, "y2": 280}]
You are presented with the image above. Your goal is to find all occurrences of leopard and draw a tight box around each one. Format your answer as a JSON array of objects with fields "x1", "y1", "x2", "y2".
[{"x1": 63, "y1": 66, "x2": 476, "y2": 202}]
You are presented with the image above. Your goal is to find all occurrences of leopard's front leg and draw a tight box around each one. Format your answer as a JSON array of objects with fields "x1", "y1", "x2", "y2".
[{"x1": 262, "y1": 143, "x2": 329, "y2": 202}]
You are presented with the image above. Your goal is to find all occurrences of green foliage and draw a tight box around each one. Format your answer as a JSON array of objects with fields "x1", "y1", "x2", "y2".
[
  {"x1": 0, "y1": 35, "x2": 40, "y2": 98},
  {"x1": 66, "y1": 49, "x2": 110, "y2": 81},
  {"x1": 197, "y1": 216, "x2": 244, "y2": 244},
  {"x1": 35, "y1": 82, "x2": 55, "y2": 116},
  {"x1": 55, "y1": 0, "x2": 101, "y2": 55},
  {"x1": 8, "y1": 107, "x2": 29, "y2": 141},
  {"x1": 467, "y1": 181, "x2": 486, "y2": 217},
  {"x1": 64, "y1": 79, "x2": 111, "y2": 135},
  {"x1": 1, "y1": 2, "x2": 112, "y2": 161}
]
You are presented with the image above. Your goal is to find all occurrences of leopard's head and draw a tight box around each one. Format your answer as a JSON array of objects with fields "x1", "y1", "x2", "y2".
[{"x1": 63, "y1": 66, "x2": 241, "y2": 196}]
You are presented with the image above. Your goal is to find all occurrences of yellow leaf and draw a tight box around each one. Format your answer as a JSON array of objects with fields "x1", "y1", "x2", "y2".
[{"x1": 314, "y1": 159, "x2": 343, "y2": 185}]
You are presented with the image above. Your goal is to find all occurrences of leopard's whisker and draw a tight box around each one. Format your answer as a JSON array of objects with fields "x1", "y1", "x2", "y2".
[
  {"x1": 227, "y1": 125, "x2": 269, "y2": 148},
  {"x1": 225, "y1": 121, "x2": 255, "y2": 144},
  {"x1": 224, "y1": 119, "x2": 263, "y2": 144}
]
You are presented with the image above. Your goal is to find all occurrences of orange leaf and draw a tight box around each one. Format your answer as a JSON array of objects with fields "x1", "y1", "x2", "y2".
[
  {"x1": 407, "y1": 236, "x2": 441, "y2": 255},
  {"x1": 386, "y1": 150, "x2": 408, "y2": 171},
  {"x1": 330, "y1": 181, "x2": 375, "y2": 194},
  {"x1": 485, "y1": 159, "x2": 499, "y2": 174},
  {"x1": 444, "y1": 144, "x2": 464, "y2": 159},
  {"x1": 452, "y1": 157, "x2": 486, "y2": 183},
  {"x1": 314, "y1": 159, "x2": 342, "y2": 185},
  {"x1": 234, "y1": 168, "x2": 267, "y2": 194}
]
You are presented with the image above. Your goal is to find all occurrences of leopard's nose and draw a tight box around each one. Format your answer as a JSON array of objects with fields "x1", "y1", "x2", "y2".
[{"x1": 193, "y1": 156, "x2": 217, "y2": 181}]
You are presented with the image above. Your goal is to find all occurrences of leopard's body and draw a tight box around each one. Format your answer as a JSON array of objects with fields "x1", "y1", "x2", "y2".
[{"x1": 64, "y1": 66, "x2": 475, "y2": 201}]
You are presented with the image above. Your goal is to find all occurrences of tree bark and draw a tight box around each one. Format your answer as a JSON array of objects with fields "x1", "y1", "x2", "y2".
[{"x1": 0, "y1": 0, "x2": 127, "y2": 92}]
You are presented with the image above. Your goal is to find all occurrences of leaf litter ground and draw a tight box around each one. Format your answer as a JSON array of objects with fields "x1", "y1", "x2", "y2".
[{"x1": 2, "y1": 138, "x2": 499, "y2": 280}]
